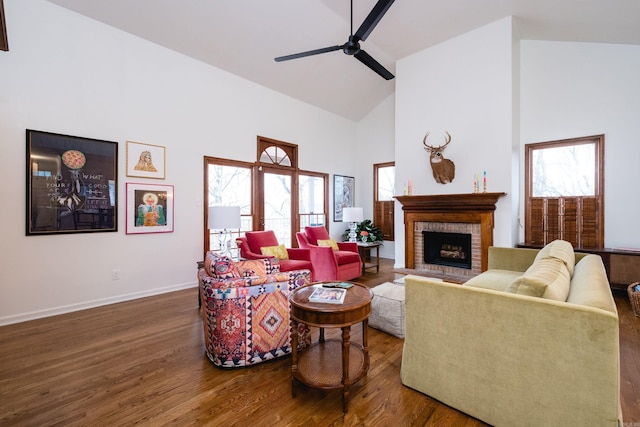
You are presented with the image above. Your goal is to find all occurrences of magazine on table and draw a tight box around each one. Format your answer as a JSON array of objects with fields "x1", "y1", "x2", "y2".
[
  {"x1": 321, "y1": 282, "x2": 353, "y2": 289},
  {"x1": 308, "y1": 286, "x2": 347, "y2": 304}
]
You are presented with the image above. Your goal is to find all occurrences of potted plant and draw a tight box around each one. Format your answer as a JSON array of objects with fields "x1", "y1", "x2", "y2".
[{"x1": 342, "y1": 219, "x2": 383, "y2": 243}]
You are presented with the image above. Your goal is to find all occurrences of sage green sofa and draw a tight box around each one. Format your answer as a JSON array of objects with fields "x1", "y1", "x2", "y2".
[{"x1": 400, "y1": 241, "x2": 622, "y2": 427}]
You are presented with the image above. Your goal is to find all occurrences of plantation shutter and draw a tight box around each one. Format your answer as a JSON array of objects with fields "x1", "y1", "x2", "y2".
[
  {"x1": 374, "y1": 200, "x2": 394, "y2": 241},
  {"x1": 529, "y1": 199, "x2": 545, "y2": 245},
  {"x1": 527, "y1": 196, "x2": 600, "y2": 248},
  {"x1": 547, "y1": 199, "x2": 561, "y2": 242},
  {"x1": 562, "y1": 197, "x2": 578, "y2": 246},
  {"x1": 580, "y1": 197, "x2": 598, "y2": 247}
]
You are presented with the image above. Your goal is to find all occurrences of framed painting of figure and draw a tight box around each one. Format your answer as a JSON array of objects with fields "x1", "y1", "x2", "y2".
[
  {"x1": 126, "y1": 141, "x2": 166, "y2": 179},
  {"x1": 126, "y1": 182, "x2": 174, "y2": 234},
  {"x1": 333, "y1": 174, "x2": 354, "y2": 222}
]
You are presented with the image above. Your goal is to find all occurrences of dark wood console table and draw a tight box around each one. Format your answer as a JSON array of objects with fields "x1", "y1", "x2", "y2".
[
  {"x1": 517, "y1": 243, "x2": 640, "y2": 290},
  {"x1": 357, "y1": 241, "x2": 382, "y2": 274}
]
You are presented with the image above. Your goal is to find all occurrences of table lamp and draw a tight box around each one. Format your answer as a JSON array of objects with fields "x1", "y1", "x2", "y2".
[
  {"x1": 342, "y1": 207, "x2": 363, "y2": 243},
  {"x1": 208, "y1": 206, "x2": 241, "y2": 257}
]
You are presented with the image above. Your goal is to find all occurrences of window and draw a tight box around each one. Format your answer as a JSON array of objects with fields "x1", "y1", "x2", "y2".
[
  {"x1": 524, "y1": 135, "x2": 604, "y2": 248},
  {"x1": 203, "y1": 137, "x2": 329, "y2": 255},
  {"x1": 299, "y1": 173, "x2": 328, "y2": 229},
  {"x1": 374, "y1": 162, "x2": 395, "y2": 241},
  {"x1": 203, "y1": 157, "x2": 254, "y2": 255}
]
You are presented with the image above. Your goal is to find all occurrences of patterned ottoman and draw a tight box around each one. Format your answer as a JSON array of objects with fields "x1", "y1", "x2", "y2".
[{"x1": 368, "y1": 282, "x2": 405, "y2": 338}]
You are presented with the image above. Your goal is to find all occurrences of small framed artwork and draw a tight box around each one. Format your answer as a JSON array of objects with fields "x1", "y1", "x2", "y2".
[
  {"x1": 126, "y1": 182, "x2": 174, "y2": 234},
  {"x1": 26, "y1": 129, "x2": 118, "y2": 235},
  {"x1": 333, "y1": 174, "x2": 355, "y2": 222},
  {"x1": 126, "y1": 141, "x2": 166, "y2": 179}
]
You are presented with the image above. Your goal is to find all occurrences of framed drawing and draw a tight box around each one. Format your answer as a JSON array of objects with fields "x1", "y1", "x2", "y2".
[
  {"x1": 26, "y1": 129, "x2": 117, "y2": 235},
  {"x1": 126, "y1": 141, "x2": 166, "y2": 179},
  {"x1": 126, "y1": 182, "x2": 174, "y2": 234},
  {"x1": 333, "y1": 174, "x2": 354, "y2": 222}
]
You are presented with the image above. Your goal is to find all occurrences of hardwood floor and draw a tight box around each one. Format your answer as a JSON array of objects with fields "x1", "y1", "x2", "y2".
[{"x1": 0, "y1": 259, "x2": 638, "y2": 426}]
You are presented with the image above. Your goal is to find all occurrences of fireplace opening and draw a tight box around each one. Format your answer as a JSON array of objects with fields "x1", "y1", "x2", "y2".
[{"x1": 423, "y1": 231, "x2": 472, "y2": 269}]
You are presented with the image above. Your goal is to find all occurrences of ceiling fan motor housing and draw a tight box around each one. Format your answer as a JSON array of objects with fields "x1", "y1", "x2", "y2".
[
  {"x1": 343, "y1": 36, "x2": 361, "y2": 55},
  {"x1": 274, "y1": 0, "x2": 395, "y2": 80}
]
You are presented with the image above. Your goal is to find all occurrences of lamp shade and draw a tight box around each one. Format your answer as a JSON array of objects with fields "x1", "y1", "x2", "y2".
[
  {"x1": 208, "y1": 206, "x2": 241, "y2": 229},
  {"x1": 342, "y1": 207, "x2": 363, "y2": 223}
]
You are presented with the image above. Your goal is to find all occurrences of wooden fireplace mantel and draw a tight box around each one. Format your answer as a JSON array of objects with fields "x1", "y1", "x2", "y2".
[
  {"x1": 395, "y1": 193, "x2": 506, "y2": 272},
  {"x1": 395, "y1": 192, "x2": 506, "y2": 212}
]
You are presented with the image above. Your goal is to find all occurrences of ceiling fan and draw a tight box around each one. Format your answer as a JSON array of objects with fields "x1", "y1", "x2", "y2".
[{"x1": 274, "y1": 0, "x2": 395, "y2": 80}]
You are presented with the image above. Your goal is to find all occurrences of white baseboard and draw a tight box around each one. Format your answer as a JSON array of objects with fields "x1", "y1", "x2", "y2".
[{"x1": 0, "y1": 281, "x2": 198, "y2": 327}]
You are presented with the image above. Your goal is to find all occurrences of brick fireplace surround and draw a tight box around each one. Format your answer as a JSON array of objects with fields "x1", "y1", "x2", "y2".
[{"x1": 395, "y1": 193, "x2": 506, "y2": 280}]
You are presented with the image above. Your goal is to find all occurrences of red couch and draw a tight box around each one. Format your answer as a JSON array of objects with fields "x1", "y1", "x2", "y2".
[
  {"x1": 295, "y1": 226, "x2": 361, "y2": 282},
  {"x1": 236, "y1": 230, "x2": 315, "y2": 280}
]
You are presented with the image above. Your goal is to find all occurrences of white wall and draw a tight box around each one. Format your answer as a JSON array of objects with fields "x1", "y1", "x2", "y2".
[
  {"x1": 356, "y1": 93, "x2": 396, "y2": 259},
  {"x1": 0, "y1": 0, "x2": 359, "y2": 325},
  {"x1": 394, "y1": 17, "x2": 518, "y2": 267},
  {"x1": 520, "y1": 40, "x2": 640, "y2": 248}
]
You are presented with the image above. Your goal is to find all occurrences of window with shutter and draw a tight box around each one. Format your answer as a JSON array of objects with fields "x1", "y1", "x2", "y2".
[
  {"x1": 524, "y1": 135, "x2": 604, "y2": 248},
  {"x1": 374, "y1": 162, "x2": 395, "y2": 241}
]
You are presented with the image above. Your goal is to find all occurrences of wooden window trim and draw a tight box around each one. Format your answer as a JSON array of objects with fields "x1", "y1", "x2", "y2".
[
  {"x1": 257, "y1": 135, "x2": 298, "y2": 170},
  {"x1": 203, "y1": 137, "x2": 329, "y2": 253}
]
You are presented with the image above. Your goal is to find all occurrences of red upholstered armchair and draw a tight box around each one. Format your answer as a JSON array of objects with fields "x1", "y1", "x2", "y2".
[
  {"x1": 295, "y1": 226, "x2": 362, "y2": 282},
  {"x1": 237, "y1": 230, "x2": 315, "y2": 280}
]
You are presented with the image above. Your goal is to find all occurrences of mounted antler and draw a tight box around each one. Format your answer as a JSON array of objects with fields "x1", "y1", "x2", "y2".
[
  {"x1": 423, "y1": 131, "x2": 451, "y2": 150},
  {"x1": 423, "y1": 131, "x2": 455, "y2": 184}
]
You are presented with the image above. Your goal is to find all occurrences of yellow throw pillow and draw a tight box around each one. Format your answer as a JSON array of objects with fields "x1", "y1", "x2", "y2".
[
  {"x1": 317, "y1": 239, "x2": 339, "y2": 251},
  {"x1": 260, "y1": 244, "x2": 289, "y2": 260}
]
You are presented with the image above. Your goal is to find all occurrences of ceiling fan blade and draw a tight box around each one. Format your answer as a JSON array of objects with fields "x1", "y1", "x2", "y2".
[
  {"x1": 354, "y1": 50, "x2": 394, "y2": 80},
  {"x1": 354, "y1": 0, "x2": 395, "y2": 42},
  {"x1": 274, "y1": 45, "x2": 342, "y2": 62}
]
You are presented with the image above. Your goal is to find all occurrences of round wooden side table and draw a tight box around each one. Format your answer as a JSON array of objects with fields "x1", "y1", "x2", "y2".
[{"x1": 289, "y1": 282, "x2": 374, "y2": 413}]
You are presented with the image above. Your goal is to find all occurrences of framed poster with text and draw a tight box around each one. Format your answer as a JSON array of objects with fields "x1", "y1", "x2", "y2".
[{"x1": 26, "y1": 130, "x2": 118, "y2": 235}]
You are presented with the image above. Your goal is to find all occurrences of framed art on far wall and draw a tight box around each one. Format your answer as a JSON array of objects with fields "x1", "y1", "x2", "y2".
[
  {"x1": 26, "y1": 129, "x2": 118, "y2": 235},
  {"x1": 126, "y1": 141, "x2": 166, "y2": 179},
  {"x1": 126, "y1": 182, "x2": 174, "y2": 234},
  {"x1": 333, "y1": 174, "x2": 354, "y2": 222}
]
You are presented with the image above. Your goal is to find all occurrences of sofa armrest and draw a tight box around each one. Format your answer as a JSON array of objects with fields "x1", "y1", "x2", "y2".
[
  {"x1": 286, "y1": 247, "x2": 311, "y2": 261},
  {"x1": 306, "y1": 245, "x2": 339, "y2": 276},
  {"x1": 487, "y1": 246, "x2": 540, "y2": 271},
  {"x1": 337, "y1": 241, "x2": 358, "y2": 253},
  {"x1": 401, "y1": 276, "x2": 621, "y2": 427}
]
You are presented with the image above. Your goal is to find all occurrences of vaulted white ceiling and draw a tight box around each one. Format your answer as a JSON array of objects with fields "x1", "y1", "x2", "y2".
[{"x1": 46, "y1": 0, "x2": 640, "y2": 121}]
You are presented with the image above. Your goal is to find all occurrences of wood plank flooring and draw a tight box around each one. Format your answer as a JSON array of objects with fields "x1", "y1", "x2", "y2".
[{"x1": 0, "y1": 258, "x2": 638, "y2": 426}]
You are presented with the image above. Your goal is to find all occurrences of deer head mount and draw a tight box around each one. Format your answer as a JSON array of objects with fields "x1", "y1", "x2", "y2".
[{"x1": 423, "y1": 131, "x2": 456, "y2": 184}]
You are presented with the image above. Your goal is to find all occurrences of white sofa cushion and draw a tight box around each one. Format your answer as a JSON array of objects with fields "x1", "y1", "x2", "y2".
[
  {"x1": 464, "y1": 269, "x2": 522, "y2": 292},
  {"x1": 534, "y1": 239, "x2": 575, "y2": 276},
  {"x1": 506, "y1": 257, "x2": 571, "y2": 301}
]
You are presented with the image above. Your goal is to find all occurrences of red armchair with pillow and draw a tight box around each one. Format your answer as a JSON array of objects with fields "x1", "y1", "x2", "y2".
[
  {"x1": 236, "y1": 230, "x2": 315, "y2": 280},
  {"x1": 296, "y1": 226, "x2": 362, "y2": 282}
]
